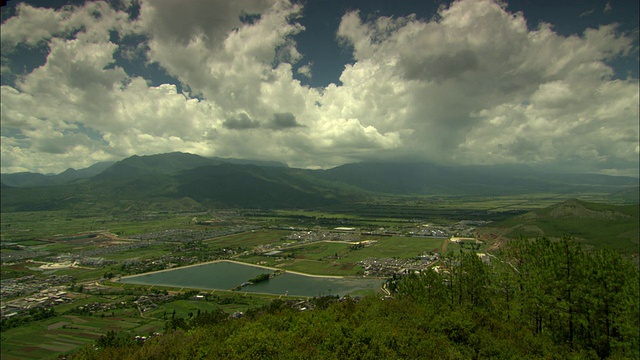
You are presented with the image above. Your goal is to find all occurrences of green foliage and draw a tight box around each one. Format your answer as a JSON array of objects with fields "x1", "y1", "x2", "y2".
[
  {"x1": 247, "y1": 273, "x2": 271, "y2": 283},
  {"x1": 67, "y1": 237, "x2": 638, "y2": 359},
  {"x1": 490, "y1": 199, "x2": 639, "y2": 253},
  {"x1": 0, "y1": 307, "x2": 56, "y2": 332},
  {"x1": 496, "y1": 237, "x2": 640, "y2": 358},
  {"x1": 95, "y1": 330, "x2": 138, "y2": 349}
]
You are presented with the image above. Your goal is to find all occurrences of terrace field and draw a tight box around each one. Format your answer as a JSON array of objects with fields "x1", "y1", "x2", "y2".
[{"x1": 0, "y1": 289, "x2": 273, "y2": 360}]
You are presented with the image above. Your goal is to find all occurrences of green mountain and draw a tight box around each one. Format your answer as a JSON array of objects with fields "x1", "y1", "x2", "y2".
[
  {"x1": 0, "y1": 171, "x2": 54, "y2": 187},
  {"x1": 94, "y1": 152, "x2": 221, "y2": 180},
  {"x1": 174, "y1": 164, "x2": 348, "y2": 208},
  {"x1": 0, "y1": 161, "x2": 114, "y2": 187},
  {"x1": 477, "y1": 199, "x2": 639, "y2": 253},
  {"x1": 1, "y1": 153, "x2": 638, "y2": 212},
  {"x1": 320, "y1": 162, "x2": 638, "y2": 196},
  {"x1": 210, "y1": 157, "x2": 288, "y2": 168}
]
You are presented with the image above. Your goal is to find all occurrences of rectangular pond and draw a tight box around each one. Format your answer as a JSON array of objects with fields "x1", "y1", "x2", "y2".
[{"x1": 119, "y1": 260, "x2": 383, "y2": 297}]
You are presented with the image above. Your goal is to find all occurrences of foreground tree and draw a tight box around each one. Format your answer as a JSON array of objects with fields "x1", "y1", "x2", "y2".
[{"x1": 69, "y1": 237, "x2": 639, "y2": 360}]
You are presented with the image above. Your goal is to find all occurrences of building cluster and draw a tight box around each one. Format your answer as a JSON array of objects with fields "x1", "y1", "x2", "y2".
[
  {"x1": 406, "y1": 227, "x2": 449, "y2": 237},
  {"x1": 128, "y1": 226, "x2": 259, "y2": 243},
  {"x1": 357, "y1": 254, "x2": 440, "y2": 277},
  {"x1": 72, "y1": 301, "x2": 118, "y2": 314},
  {"x1": 1, "y1": 285, "x2": 72, "y2": 319},
  {"x1": 120, "y1": 248, "x2": 234, "y2": 275},
  {"x1": 288, "y1": 229, "x2": 360, "y2": 243},
  {"x1": 134, "y1": 293, "x2": 173, "y2": 313},
  {"x1": 48, "y1": 241, "x2": 156, "y2": 260},
  {"x1": 1, "y1": 274, "x2": 73, "y2": 299},
  {"x1": 1, "y1": 250, "x2": 51, "y2": 264},
  {"x1": 41, "y1": 254, "x2": 119, "y2": 268}
]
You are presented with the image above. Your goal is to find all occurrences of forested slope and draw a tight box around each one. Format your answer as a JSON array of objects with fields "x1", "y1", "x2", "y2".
[
  {"x1": 70, "y1": 238, "x2": 639, "y2": 359},
  {"x1": 477, "y1": 199, "x2": 640, "y2": 254}
]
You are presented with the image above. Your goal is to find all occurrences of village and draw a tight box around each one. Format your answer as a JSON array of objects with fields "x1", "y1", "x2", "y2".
[{"x1": 1, "y1": 219, "x2": 484, "y2": 326}]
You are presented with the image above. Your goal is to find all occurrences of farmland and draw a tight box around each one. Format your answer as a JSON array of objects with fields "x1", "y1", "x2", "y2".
[{"x1": 1, "y1": 195, "x2": 638, "y2": 359}]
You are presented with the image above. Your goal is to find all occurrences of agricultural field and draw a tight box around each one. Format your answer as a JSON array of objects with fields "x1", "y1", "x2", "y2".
[
  {"x1": 0, "y1": 211, "x2": 207, "y2": 243},
  {"x1": 203, "y1": 229, "x2": 292, "y2": 248},
  {"x1": 1, "y1": 288, "x2": 273, "y2": 360},
  {"x1": 2, "y1": 195, "x2": 635, "y2": 360},
  {"x1": 235, "y1": 236, "x2": 447, "y2": 276}
]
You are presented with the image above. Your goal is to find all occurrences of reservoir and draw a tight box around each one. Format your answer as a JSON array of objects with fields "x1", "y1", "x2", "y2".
[{"x1": 119, "y1": 260, "x2": 383, "y2": 297}]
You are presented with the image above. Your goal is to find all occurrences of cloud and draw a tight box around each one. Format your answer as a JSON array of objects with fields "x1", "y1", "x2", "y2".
[
  {"x1": 579, "y1": 9, "x2": 594, "y2": 18},
  {"x1": 268, "y1": 112, "x2": 303, "y2": 129},
  {"x1": 1, "y1": 2, "x2": 135, "y2": 49},
  {"x1": 297, "y1": 63, "x2": 313, "y2": 78},
  {"x1": 1, "y1": 4, "x2": 67, "y2": 48},
  {"x1": 334, "y1": 0, "x2": 638, "y2": 173},
  {"x1": 137, "y1": 0, "x2": 304, "y2": 109},
  {"x1": 399, "y1": 48, "x2": 479, "y2": 81},
  {"x1": 223, "y1": 113, "x2": 261, "y2": 130},
  {"x1": 604, "y1": 2, "x2": 612, "y2": 13},
  {"x1": 0, "y1": 0, "x2": 638, "y2": 176}
]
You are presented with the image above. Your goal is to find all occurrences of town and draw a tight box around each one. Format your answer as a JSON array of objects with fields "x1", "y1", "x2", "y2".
[{"x1": 1, "y1": 214, "x2": 484, "y2": 327}]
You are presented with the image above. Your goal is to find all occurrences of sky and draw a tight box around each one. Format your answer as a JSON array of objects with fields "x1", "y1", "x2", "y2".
[{"x1": 1, "y1": 0, "x2": 638, "y2": 177}]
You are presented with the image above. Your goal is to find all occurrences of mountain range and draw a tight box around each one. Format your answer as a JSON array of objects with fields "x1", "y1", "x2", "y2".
[
  {"x1": 0, "y1": 161, "x2": 115, "y2": 187},
  {"x1": 1, "y1": 152, "x2": 638, "y2": 211}
]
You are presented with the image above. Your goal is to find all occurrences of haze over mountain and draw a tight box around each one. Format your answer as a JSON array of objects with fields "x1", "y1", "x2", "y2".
[
  {"x1": 1, "y1": 152, "x2": 637, "y2": 212},
  {"x1": 0, "y1": 161, "x2": 114, "y2": 187}
]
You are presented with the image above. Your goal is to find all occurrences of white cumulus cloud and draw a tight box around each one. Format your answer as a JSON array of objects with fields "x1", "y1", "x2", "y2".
[{"x1": 0, "y1": 0, "x2": 637, "y2": 176}]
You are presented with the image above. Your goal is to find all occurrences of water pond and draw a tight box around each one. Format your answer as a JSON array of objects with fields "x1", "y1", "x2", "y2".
[{"x1": 119, "y1": 261, "x2": 383, "y2": 297}]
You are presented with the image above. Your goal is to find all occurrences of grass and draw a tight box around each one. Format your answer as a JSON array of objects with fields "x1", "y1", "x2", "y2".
[
  {"x1": 103, "y1": 245, "x2": 171, "y2": 261},
  {"x1": 204, "y1": 229, "x2": 291, "y2": 248},
  {"x1": 235, "y1": 237, "x2": 446, "y2": 276},
  {"x1": 146, "y1": 295, "x2": 274, "y2": 319},
  {"x1": 0, "y1": 312, "x2": 163, "y2": 360},
  {"x1": 0, "y1": 287, "x2": 278, "y2": 360},
  {"x1": 491, "y1": 201, "x2": 639, "y2": 253},
  {"x1": 4, "y1": 196, "x2": 633, "y2": 359},
  {"x1": 273, "y1": 259, "x2": 365, "y2": 276},
  {"x1": 0, "y1": 211, "x2": 206, "y2": 242}
]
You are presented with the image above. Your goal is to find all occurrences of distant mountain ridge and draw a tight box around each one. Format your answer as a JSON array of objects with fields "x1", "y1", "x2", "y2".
[
  {"x1": 94, "y1": 152, "x2": 221, "y2": 181},
  {"x1": 0, "y1": 161, "x2": 115, "y2": 187},
  {"x1": 1, "y1": 152, "x2": 287, "y2": 187},
  {"x1": 1, "y1": 152, "x2": 638, "y2": 211},
  {"x1": 320, "y1": 161, "x2": 638, "y2": 196}
]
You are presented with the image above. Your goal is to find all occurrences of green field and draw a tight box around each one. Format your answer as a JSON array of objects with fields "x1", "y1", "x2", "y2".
[
  {"x1": 204, "y1": 229, "x2": 291, "y2": 248},
  {"x1": 236, "y1": 237, "x2": 446, "y2": 276},
  {"x1": 0, "y1": 210, "x2": 208, "y2": 242},
  {"x1": 0, "y1": 286, "x2": 279, "y2": 360},
  {"x1": 0, "y1": 312, "x2": 164, "y2": 360},
  {"x1": 2, "y1": 196, "x2": 636, "y2": 360}
]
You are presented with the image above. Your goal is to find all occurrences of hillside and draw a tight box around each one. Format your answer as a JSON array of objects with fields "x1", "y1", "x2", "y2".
[
  {"x1": 1, "y1": 153, "x2": 638, "y2": 212},
  {"x1": 94, "y1": 152, "x2": 221, "y2": 181},
  {"x1": 69, "y1": 239, "x2": 639, "y2": 360},
  {"x1": 476, "y1": 199, "x2": 640, "y2": 253},
  {"x1": 320, "y1": 162, "x2": 639, "y2": 196},
  {"x1": 173, "y1": 164, "x2": 362, "y2": 208}
]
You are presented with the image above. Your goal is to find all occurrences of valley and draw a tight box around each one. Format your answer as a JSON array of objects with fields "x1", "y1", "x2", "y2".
[{"x1": 1, "y1": 153, "x2": 638, "y2": 359}]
